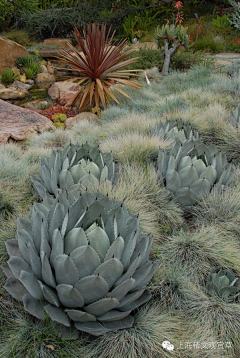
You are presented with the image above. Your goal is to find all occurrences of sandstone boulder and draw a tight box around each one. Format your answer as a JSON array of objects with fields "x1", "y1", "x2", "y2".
[
  {"x1": 0, "y1": 37, "x2": 29, "y2": 74},
  {"x1": 0, "y1": 88, "x2": 29, "y2": 100},
  {"x1": 64, "y1": 112, "x2": 98, "y2": 129},
  {"x1": 48, "y1": 81, "x2": 80, "y2": 102},
  {"x1": 36, "y1": 73, "x2": 55, "y2": 83},
  {"x1": 0, "y1": 99, "x2": 54, "y2": 144}
]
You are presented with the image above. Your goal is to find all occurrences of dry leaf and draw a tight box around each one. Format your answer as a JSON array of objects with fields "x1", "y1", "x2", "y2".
[{"x1": 45, "y1": 345, "x2": 55, "y2": 351}]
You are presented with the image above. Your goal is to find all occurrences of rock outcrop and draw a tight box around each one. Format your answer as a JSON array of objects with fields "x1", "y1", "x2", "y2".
[
  {"x1": 0, "y1": 99, "x2": 54, "y2": 144},
  {"x1": 0, "y1": 37, "x2": 29, "y2": 74},
  {"x1": 48, "y1": 81, "x2": 80, "y2": 102}
]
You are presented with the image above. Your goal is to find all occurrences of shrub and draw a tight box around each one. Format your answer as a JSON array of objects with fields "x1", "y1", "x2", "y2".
[
  {"x1": 2, "y1": 30, "x2": 31, "y2": 46},
  {"x1": 16, "y1": 55, "x2": 41, "y2": 78},
  {"x1": 192, "y1": 37, "x2": 225, "y2": 53},
  {"x1": 125, "y1": 48, "x2": 160, "y2": 70},
  {"x1": 0, "y1": 68, "x2": 19, "y2": 86},
  {"x1": 228, "y1": 0, "x2": 240, "y2": 30},
  {"x1": 212, "y1": 15, "x2": 231, "y2": 28}
]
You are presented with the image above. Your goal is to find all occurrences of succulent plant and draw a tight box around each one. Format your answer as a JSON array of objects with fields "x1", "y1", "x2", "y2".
[
  {"x1": 31, "y1": 143, "x2": 115, "y2": 199},
  {"x1": 157, "y1": 139, "x2": 233, "y2": 207},
  {"x1": 228, "y1": 103, "x2": 240, "y2": 129},
  {"x1": 206, "y1": 268, "x2": 240, "y2": 303},
  {"x1": 149, "y1": 119, "x2": 199, "y2": 144},
  {"x1": 2, "y1": 190, "x2": 158, "y2": 336}
]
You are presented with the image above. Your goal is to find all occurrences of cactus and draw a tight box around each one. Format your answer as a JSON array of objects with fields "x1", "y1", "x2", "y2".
[
  {"x1": 2, "y1": 191, "x2": 158, "y2": 336},
  {"x1": 31, "y1": 143, "x2": 115, "y2": 199},
  {"x1": 229, "y1": 103, "x2": 240, "y2": 129},
  {"x1": 207, "y1": 268, "x2": 240, "y2": 303},
  {"x1": 149, "y1": 119, "x2": 199, "y2": 144},
  {"x1": 157, "y1": 139, "x2": 233, "y2": 208}
]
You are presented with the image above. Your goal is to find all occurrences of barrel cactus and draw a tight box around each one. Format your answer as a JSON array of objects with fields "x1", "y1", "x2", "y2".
[
  {"x1": 207, "y1": 268, "x2": 240, "y2": 303},
  {"x1": 2, "y1": 191, "x2": 158, "y2": 336},
  {"x1": 149, "y1": 119, "x2": 199, "y2": 144},
  {"x1": 31, "y1": 143, "x2": 115, "y2": 199},
  {"x1": 157, "y1": 139, "x2": 233, "y2": 207}
]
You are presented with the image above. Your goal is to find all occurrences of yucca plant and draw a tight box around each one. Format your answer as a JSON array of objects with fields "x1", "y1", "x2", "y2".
[
  {"x1": 56, "y1": 23, "x2": 142, "y2": 113},
  {"x1": 31, "y1": 143, "x2": 115, "y2": 199},
  {"x1": 2, "y1": 191, "x2": 158, "y2": 336}
]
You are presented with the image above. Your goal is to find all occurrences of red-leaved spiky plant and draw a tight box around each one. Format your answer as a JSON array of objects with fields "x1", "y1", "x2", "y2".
[{"x1": 56, "y1": 23, "x2": 142, "y2": 113}]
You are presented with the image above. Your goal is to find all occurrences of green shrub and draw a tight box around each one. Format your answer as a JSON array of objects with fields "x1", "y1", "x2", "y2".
[
  {"x1": 125, "y1": 48, "x2": 160, "y2": 70},
  {"x1": 161, "y1": 50, "x2": 213, "y2": 71},
  {"x1": 0, "y1": 68, "x2": 19, "y2": 86},
  {"x1": 212, "y1": 15, "x2": 231, "y2": 28},
  {"x1": 23, "y1": 68, "x2": 34, "y2": 80},
  {"x1": 15, "y1": 55, "x2": 39, "y2": 72},
  {"x1": 192, "y1": 37, "x2": 225, "y2": 53},
  {"x1": 2, "y1": 30, "x2": 31, "y2": 46}
]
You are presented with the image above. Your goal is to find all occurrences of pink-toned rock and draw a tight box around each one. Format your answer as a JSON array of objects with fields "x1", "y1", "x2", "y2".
[
  {"x1": 0, "y1": 88, "x2": 29, "y2": 100},
  {"x1": 48, "y1": 81, "x2": 80, "y2": 101},
  {"x1": 0, "y1": 37, "x2": 29, "y2": 74},
  {"x1": 36, "y1": 73, "x2": 55, "y2": 83},
  {"x1": 64, "y1": 112, "x2": 99, "y2": 128},
  {"x1": 0, "y1": 99, "x2": 54, "y2": 144}
]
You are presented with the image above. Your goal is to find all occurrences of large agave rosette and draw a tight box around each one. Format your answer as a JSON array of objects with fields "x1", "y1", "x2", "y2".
[
  {"x1": 31, "y1": 143, "x2": 115, "y2": 199},
  {"x1": 2, "y1": 191, "x2": 158, "y2": 336}
]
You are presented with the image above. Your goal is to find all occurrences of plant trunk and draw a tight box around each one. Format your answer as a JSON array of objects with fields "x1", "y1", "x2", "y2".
[{"x1": 161, "y1": 39, "x2": 181, "y2": 75}]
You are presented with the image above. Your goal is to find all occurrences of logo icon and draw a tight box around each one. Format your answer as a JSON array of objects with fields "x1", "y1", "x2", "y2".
[{"x1": 162, "y1": 340, "x2": 175, "y2": 351}]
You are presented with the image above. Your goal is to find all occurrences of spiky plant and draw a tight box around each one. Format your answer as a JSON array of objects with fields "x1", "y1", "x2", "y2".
[
  {"x1": 228, "y1": 103, "x2": 240, "y2": 129},
  {"x1": 56, "y1": 23, "x2": 142, "y2": 112},
  {"x1": 149, "y1": 119, "x2": 199, "y2": 144},
  {"x1": 206, "y1": 268, "x2": 240, "y2": 303},
  {"x1": 2, "y1": 190, "x2": 158, "y2": 336},
  {"x1": 157, "y1": 139, "x2": 233, "y2": 208},
  {"x1": 31, "y1": 143, "x2": 115, "y2": 199}
]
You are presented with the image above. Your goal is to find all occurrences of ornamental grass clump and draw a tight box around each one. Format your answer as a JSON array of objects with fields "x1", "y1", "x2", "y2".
[
  {"x1": 2, "y1": 190, "x2": 158, "y2": 336},
  {"x1": 31, "y1": 143, "x2": 115, "y2": 199},
  {"x1": 56, "y1": 23, "x2": 142, "y2": 113}
]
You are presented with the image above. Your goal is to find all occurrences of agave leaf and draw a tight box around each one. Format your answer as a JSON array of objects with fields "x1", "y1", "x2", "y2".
[
  {"x1": 4, "y1": 276, "x2": 27, "y2": 301},
  {"x1": 175, "y1": 187, "x2": 198, "y2": 207},
  {"x1": 41, "y1": 252, "x2": 56, "y2": 288},
  {"x1": 74, "y1": 321, "x2": 110, "y2": 335},
  {"x1": 44, "y1": 304, "x2": 71, "y2": 327},
  {"x1": 1, "y1": 261, "x2": 12, "y2": 278},
  {"x1": 50, "y1": 229, "x2": 64, "y2": 268},
  {"x1": 5, "y1": 239, "x2": 21, "y2": 257},
  {"x1": 119, "y1": 290, "x2": 151, "y2": 311},
  {"x1": 75, "y1": 275, "x2": 109, "y2": 304},
  {"x1": 71, "y1": 245, "x2": 101, "y2": 280},
  {"x1": 49, "y1": 203, "x2": 66, "y2": 238},
  {"x1": 94, "y1": 258, "x2": 123, "y2": 289},
  {"x1": 84, "y1": 297, "x2": 119, "y2": 316},
  {"x1": 100, "y1": 165, "x2": 109, "y2": 184},
  {"x1": 8, "y1": 256, "x2": 32, "y2": 280},
  {"x1": 219, "y1": 286, "x2": 237, "y2": 298},
  {"x1": 31, "y1": 175, "x2": 47, "y2": 199},
  {"x1": 98, "y1": 309, "x2": 131, "y2": 322},
  {"x1": 32, "y1": 211, "x2": 45, "y2": 251},
  {"x1": 65, "y1": 228, "x2": 88, "y2": 254},
  {"x1": 56, "y1": 284, "x2": 84, "y2": 308},
  {"x1": 86, "y1": 226, "x2": 110, "y2": 261},
  {"x1": 104, "y1": 236, "x2": 125, "y2": 261},
  {"x1": 114, "y1": 254, "x2": 141, "y2": 287},
  {"x1": 54, "y1": 254, "x2": 79, "y2": 286},
  {"x1": 65, "y1": 309, "x2": 96, "y2": 322},
  {"x1": 40, "y1": 222, "x2": 51, "y2": 258},
  {"x1": 109, "y1": 278, "x2": 135, "y2": 301},
  {"x1": 166, "y1": 170, "x2": 181, "y2": 194},
  {"x1": 69, "y1": 164, "x2": 87, "y2": 183},
  {"x1": 199, "y1": 166, "x2": 217, "y2": 186},
  {"x1": 17, "y1": 229, "x2": 36, "y2": 265},
  {"x1": 23, "y1": 293, "x2": 46, "y2": 320},
  {"x1": 190, "y1": 179, "x2": 211, "y2": 198},
  {"x1": 27, "y1": 242, "x2": 42, "y2": 279},
  {"x1": 121, "y1": 230, "x2": 138, "y2": 269},
  {"x1": 178, "y1": 166, "x2": 199, "y2": 187},
  {"x1": 20, "y1": 270, "x2": 43, "y2": 300},
  {"x1": 38, "y1": 281, "x2": 60, "y2": 307}
]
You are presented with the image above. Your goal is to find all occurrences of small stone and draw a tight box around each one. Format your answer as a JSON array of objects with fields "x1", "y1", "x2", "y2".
[
  {"x1": 21, "y1": 99, "x2": 49, "y2": 110},
  {"x1": 0, "y1": 88, "x2": 29, "y2": 100},
  {"x1": 9, "y1": 80, "x2": 32, "y2": 90},
  {"x1": 40, "y1": 65, "x2": 48, "y2": 73},
  {"x1": 36, "y1": 73, "x2": 55, "y2": 83},
  {"x1": 48, "y1": 81, "x2": 80, "y2": 101},
  {"x1": 64, "y1": 112, "x2": 99, "y2": 129}
]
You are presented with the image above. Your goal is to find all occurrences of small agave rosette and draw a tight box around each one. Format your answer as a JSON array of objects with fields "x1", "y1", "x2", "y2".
[
  {"x1": 207, "y1": 268, "x2": 240, "y2": 303},
  {"x1": 31, "y1": 143, "x2": 115, "y2": 199},
  {"x1": 149, "y1": 119, "x2": 199, "y2": 144},
  {"x1": 157, "y1": 140, "x2": 233, "y2": 207},
  {"x1": 2, "y1": 191, "x2": 158, "y2": 336}
]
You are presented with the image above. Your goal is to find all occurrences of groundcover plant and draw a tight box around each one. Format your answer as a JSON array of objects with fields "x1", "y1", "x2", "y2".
[{"x1": 0, "y1": 62, "x2": 240, "y2": 358}]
